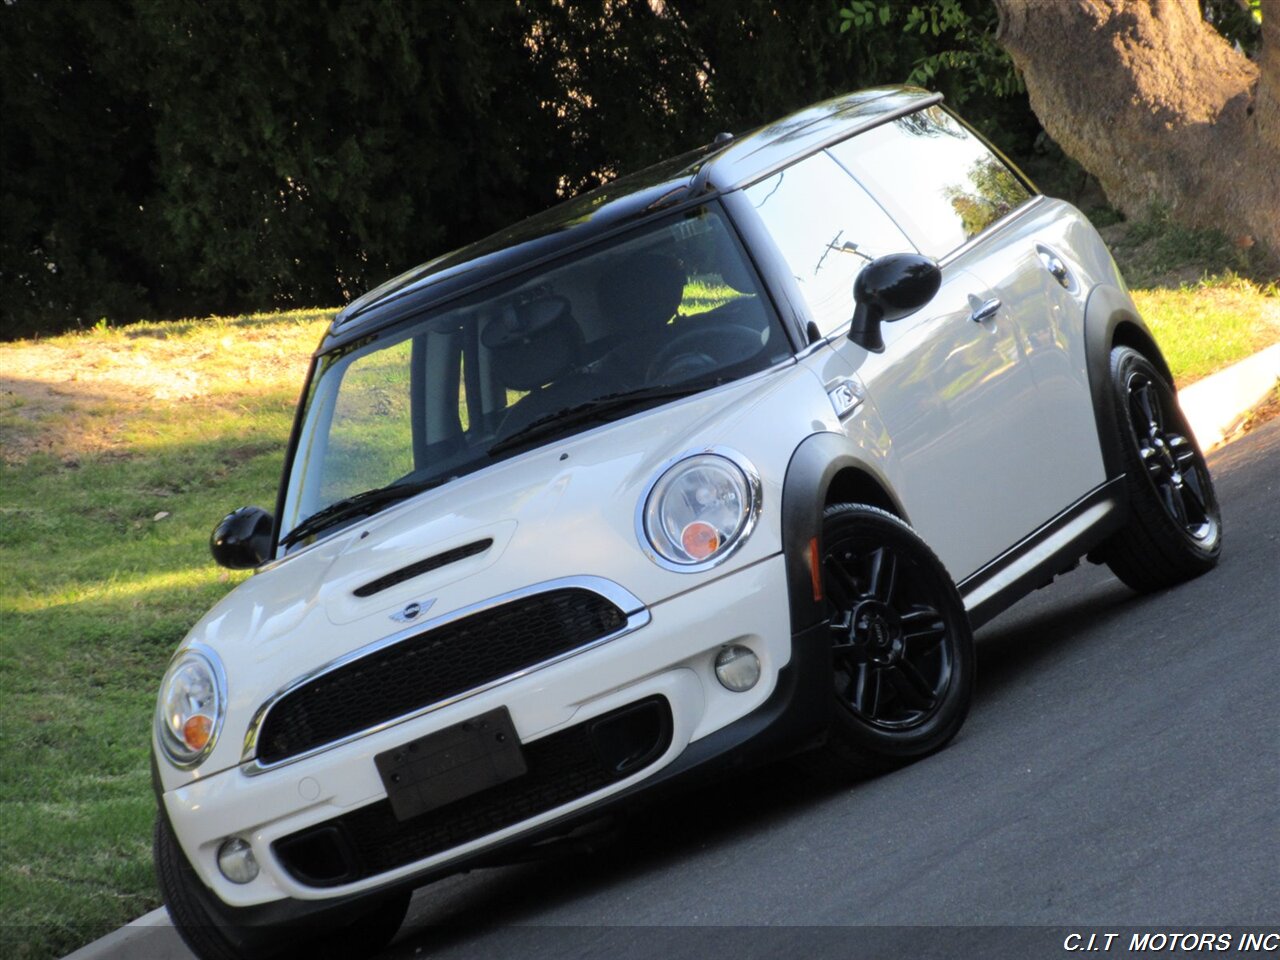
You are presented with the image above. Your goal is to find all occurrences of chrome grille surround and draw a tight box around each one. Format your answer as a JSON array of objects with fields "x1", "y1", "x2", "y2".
[{"x1": 240, "y1": 576, "x2": 649, "y2": 775}]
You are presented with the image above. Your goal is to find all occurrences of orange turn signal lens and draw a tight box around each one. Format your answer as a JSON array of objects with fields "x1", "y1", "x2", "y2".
[
  {"x1": 680, "y1": 520, "x2": 721, "y2": 560},
  {"x1": 809, "y1": 537, "x2": 823, "y2": 601},
  {"x1": 182, "y1": 714, "x2": 213, "y2": 751}
]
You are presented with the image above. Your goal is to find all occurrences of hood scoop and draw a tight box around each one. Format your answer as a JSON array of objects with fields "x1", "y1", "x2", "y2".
[{"x1": 353, "y1": 539, "x2": 494, "y2": 598}]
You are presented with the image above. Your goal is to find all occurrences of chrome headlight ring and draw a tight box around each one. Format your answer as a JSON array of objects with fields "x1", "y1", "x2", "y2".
[
  {"x1": 637, "y1": 447, "x2": 762, "y2": 573},
  {"x1": 154, "y1": 641, "x2": 227, "y2": 770}
]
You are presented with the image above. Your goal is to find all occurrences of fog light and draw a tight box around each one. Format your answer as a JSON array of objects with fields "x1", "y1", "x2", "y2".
[
  {"x1": 714, "y1": 645, "x2": 760, "y2": 692},
  {"x1": 217, "y1": 837, "x2": 259, "y2": 885}
]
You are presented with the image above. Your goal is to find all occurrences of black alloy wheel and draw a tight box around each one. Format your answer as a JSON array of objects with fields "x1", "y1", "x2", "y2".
[
  {"x1": 1100, "y1": 346, "x2": 1222, "y2": 592},
  {"x1": 1123, "y1": 366, "x2": 1217, "y2": 542},
  {"x1": 826, "y1": 543, "x2": 951, "y2": 730},
  {"x1": 802, "y1": 504, "x2": 974, "y2": 778}
]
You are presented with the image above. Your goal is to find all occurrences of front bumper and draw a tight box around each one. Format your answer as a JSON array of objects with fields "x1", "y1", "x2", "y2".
[{"x1": 160, "y1": 554, "x2": 831, "y2": 917}]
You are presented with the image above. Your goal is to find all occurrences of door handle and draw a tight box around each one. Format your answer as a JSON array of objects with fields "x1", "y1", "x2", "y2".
[
  {"x1": 969, "y1": 297, "x2": 1001, "y2": 323},
  {"x1": 1037, "y1": 247, "x2": 1071, "y2": 288}
]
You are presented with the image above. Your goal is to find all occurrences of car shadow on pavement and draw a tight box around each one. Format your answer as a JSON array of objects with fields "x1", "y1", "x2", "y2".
[
  {"x1": 972, "y1": 572, "x2": 1136, "y2": 701},
  {"x1": 383, "y1": 574, "x2": 1160, "y2": 957},
  {"x1": 381, "y1": 557, "x2": 1208, "y2": 957},
  {"x1": 387, "y1": 756, "x2": 834, "y2": 954}
]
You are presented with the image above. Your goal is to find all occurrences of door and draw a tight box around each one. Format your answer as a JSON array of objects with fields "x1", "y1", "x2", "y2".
[
  {"x1": 743, "y1": 122, "x2": 1071, "y2": 581},
  {"x1": 838, "y1": 265, "x2": 1048, "y2": 581}
]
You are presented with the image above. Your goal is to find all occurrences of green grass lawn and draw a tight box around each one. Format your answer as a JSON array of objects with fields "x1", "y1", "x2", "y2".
[
  {"x1": 1, "y1": 310, "x2": 329, "y2": 958},
  {"x1": 1131, "y1": 275, "x2": 1279, "y2": 386},
  {"x1": 1, "y1": 274, "x2": 1276, "y2": 959}
]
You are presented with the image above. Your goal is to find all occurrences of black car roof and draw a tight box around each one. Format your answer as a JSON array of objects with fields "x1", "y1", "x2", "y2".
[{"x1": 321, "y1": 86, "x2": 940, "y2": 352}]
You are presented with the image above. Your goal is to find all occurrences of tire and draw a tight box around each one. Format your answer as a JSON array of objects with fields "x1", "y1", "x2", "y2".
[
  {"x1": 1099, "y1": 346, "x2": 1222, "y2": 592},
  {"x1": 154, "y1": 815, "x2": 410, "y2": 960},
  {"x1": 800, "y1": 504, "x2": 975, "y2": 779}
]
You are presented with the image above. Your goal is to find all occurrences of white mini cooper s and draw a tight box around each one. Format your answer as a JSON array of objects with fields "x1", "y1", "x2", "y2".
[{"x1": 152, "y1": 87, "x2": 1222, "y2": 960}]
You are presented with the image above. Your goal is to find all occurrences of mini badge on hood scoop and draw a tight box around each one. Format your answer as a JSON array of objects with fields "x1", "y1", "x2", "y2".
[{"x1": 390, "y1": 598, "x2": 436, "y2": 623}]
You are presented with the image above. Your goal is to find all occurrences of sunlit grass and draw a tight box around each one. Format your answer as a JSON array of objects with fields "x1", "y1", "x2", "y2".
[
  {"x1": 1131, "y1": 274, "x2": 1279, "y2": 387},
  {"x1": 1, "y1": 308, "x2": 329, "y2": 959},
  {"x1": 5, "y1": 567, "x2": 241, "y2": 614}
]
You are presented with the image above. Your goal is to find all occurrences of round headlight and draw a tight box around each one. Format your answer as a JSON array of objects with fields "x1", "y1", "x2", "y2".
[
  {"x1": 640, "y1": 451, "x2": 760, "y2": 570},
  {"x1": 155, "y1": 645, "x2": 226, "y2": 769}
]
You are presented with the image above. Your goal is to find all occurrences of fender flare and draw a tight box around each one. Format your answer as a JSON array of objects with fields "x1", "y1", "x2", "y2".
[
  {"x1": 1083, "y1": 282, "x2": 1174, "y2": 482},
  {"x1": 780, "y1": 431, "x2": 907, "y2": 634}
]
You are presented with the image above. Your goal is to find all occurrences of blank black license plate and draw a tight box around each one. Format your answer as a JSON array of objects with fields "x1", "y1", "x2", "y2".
[{"x1": 375, "y1": 707, "x2": 527, "y2": 822}]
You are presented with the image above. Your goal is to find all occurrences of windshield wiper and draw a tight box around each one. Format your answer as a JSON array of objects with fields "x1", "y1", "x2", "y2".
[
  {"x1": 488, "y1": 381, "x2": 716, "y2": 457},
  {"x1": 280, "y1": 476, "x2": 450, "y2": 547}
]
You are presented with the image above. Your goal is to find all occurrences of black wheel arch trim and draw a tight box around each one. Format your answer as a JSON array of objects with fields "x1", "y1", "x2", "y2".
[
  {"x1": 1083, "y1": 282, "x2": 1175, "y2": 482},
  {"x1": 781, "y1": 432, "x2": 909, "y2": 635}
]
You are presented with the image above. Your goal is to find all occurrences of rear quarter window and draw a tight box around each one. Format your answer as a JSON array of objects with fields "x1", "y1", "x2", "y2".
[
  {"x1": 745, "y1": 151, "x2": 916, "y2": 338},
  {"x1": 827, "y1": 106, "x2": 1033, "y2": 260}
]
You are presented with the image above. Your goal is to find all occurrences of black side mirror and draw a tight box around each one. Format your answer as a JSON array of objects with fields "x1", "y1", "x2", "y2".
[
  {"x1": 848, "y1": 253, "x2": 942, "y2": 353},
  {"x1": 210, "y1": 506, "x2": 274, "y2": 569}
]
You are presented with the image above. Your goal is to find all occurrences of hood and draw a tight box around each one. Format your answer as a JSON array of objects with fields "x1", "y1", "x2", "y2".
[{"x1": 160, "y1": 360, "x2": 834, "y2": 783}]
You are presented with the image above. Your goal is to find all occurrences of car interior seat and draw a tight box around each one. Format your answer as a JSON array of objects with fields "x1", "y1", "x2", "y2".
[
  {"x1": 591, "y1": 253, "x2": 686, "y2": 385},
  {"x1": 484, "y1": 295, "x2": 600, "y2": 439}
]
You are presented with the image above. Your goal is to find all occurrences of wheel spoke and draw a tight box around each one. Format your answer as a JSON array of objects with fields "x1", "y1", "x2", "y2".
[
  {"x1": 868, "y1": 547, "x2": 898, "y2": 604},
  {"x1": 849, "y1": 662, "x2": 865, "y2": 709},
  {"x1": 885, "y1": 661, "x2": 936, "y2": 711},
  {"x1": 1136, "y1": 382, "x2": 1162, "y2": 432},
  {"x1": 901, "y1": 607, "x2": 946, "y2": 648},
  {"x1": 900, "y1": 606, "x2": 942, "y2": 628},
  {"x1": 823, "y1": 556, "x2": 861, "y2": 608},
  {"x1": 1168, "y1": 433, "x2": 1195, "y2": 466},
  {"x1": 1181, "y1": 471, "x2": 1210, "y2": 522},
  {"x1": 831, "y1": 637, "x2": 861, "y2": 662},
  {"x1": 1139, "y1": 444, "x2": 1162, "y2": 477},
  {"x1": 839, "y1": 664, "x2": 859, "y2": 703},
  {"x1": 1161, "y1": 481, "x2": 1189, "y2": 527},
  {"x1": 853, "y1": 663, "x2": 881, "y2": 718},
  {"x1": 1136, "y1": 391, "x2": 1157, "y2": 435}
]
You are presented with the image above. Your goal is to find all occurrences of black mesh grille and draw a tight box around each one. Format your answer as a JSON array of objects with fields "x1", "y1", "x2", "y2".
[
  {"x1": 257, "y1": 589, "x2": 629, "y2": 764},
  {"x1": 274, "y1": 697, "x2": 672, "y2": 886}
]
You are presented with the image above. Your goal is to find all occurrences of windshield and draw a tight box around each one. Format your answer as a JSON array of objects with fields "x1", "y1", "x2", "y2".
[{"x1": 279, "y1": 203, "x2": 792, "y2": 548}]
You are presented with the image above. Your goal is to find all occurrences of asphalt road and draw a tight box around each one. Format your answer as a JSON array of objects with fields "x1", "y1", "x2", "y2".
[
  {"x1": 382, "y1": 417, "x2": 1280, "y2": 959},
  {"x1": 70, "y1": 420, "x2": 1279, "y2": 960}
]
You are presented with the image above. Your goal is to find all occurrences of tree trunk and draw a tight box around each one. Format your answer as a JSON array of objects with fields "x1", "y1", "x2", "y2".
[{"x1": 992, "y1": 0, "x2": 1280, "y2": 259}]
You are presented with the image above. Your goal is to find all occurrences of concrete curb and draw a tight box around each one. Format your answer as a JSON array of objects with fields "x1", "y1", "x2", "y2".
[
  {"x1": 1179, "y1": 343, "x2": 1280, "y2": 452},
  {"x1": 56, "y1": 344, "x2": 1280, "y2": 960},
  {"x1": 60, "y1": 908, "x2": 186, "y2": 960}
]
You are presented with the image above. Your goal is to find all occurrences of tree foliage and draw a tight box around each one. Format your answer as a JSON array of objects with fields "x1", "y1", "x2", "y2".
[{"x1": 1, "y1": 0, "x2": 1256, "y2": 339}]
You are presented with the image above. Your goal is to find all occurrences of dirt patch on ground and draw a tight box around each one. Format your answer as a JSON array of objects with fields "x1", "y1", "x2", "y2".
[
  {"x1": 1230, "y1": 386, "x2": 1280, "y2": 439},
  {"x1": 3, "y1": 335, "x2": 301, "y2": 402},
  {"x1": 1, "y1": 317, "x2": 326, "y2": 465}
]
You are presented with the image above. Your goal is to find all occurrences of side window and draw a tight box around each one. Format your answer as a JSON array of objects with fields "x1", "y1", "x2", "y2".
[
  {"x1": 746, "y1": 151, "x2": 915, "y2": 337},
  {"x1": 828, "y1": 106, "x2": 1032, "y2": 259}
]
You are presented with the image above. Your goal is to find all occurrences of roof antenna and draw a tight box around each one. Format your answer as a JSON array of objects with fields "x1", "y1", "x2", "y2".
[{"x1": 712, "y1": 131, "x2": 734, "y2": 146}]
